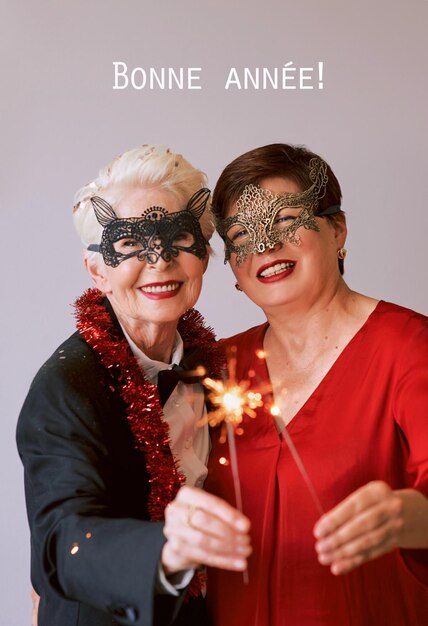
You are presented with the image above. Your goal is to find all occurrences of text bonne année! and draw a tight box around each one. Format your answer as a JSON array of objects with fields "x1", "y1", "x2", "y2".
[{"x1": 112, "y1": 62, "x2": 325, "y2": 91}]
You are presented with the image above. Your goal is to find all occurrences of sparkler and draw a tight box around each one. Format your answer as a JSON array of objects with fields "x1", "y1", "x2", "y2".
[
  {"x1": 271, "y1": 405, "x2": 324, "y2": 516},
  {"x1": 201, "y1": 346, "x2": 324, "y2": 582},
  {"x1": 200, "y1": 346, "x2": 263, "y2": 584},
  {"x1": 202, "y1": 347, "x2": 263, "y2": 436}
]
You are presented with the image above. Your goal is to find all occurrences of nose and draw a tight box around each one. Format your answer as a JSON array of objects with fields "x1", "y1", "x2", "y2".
[
  {"x1": 256, "y1": 241, "x2": 282, "y2": 256},
  {"x1": 139, "y1": 234, "x2": 174, "y2": 268},
  {"x1": 146, "y1": 248, "x2": 173, "y2": 270}
]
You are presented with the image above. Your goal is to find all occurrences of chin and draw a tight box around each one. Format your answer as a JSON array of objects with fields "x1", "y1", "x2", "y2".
[{"x1": 245, "y1": 287, "x2": 300, "y2": 310}]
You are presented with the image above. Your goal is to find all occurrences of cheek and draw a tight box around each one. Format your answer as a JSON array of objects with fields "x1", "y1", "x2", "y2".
[
  {"x1": 231, "y1": 265, "x2": 243, "y2": 283},
  {"x1": 298, "y1": 232, "x2": 337, "y2": 275},
  {"x1": 105, "y1": 263, "x2": 141, "y2": 292},
  {"x1": 188, "y1": 275, "x2": 204, "y2": 302},
  {"x1": 183, "y1": 255, "x2": 206, "y2": 280},
  {"x1": 182, "y1": 276, "x2": 204, "y2": 310},
  {"x1": 229, "y1": 255, "x2": 251, "y2": 282}
]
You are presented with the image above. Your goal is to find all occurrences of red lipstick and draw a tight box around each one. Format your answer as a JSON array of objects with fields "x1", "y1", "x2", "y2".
[
  {"x1": 257, "y1": 260, "x2": 296, "y2": 284},
  {"x1": 139, "y1": 280, "x2": 182, "y2": 300}
]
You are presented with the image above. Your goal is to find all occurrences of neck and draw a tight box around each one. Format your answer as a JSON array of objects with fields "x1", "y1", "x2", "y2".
[
  {"x1": 264, "y1": 279, "x2": 356, "y2": 354},
  {"x1": 111, "y1": 306, "x2": 178, "y2": 362}
]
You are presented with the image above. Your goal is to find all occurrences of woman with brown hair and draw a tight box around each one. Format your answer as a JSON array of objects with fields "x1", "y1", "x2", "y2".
[{"x1": 204, "y1": 143, "x2": 428, "y2": 625}]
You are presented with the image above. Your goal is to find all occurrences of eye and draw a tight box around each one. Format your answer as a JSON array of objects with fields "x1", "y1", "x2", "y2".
[
  {"x1": 274, "y1": 215, "x2": 294, "y2": 225},
  {"x1": 173, "y1": 231, "x2": 195, "y2": 246},
  {"x1": 273, "y1": 208, "x2": 298, "y2": 231},
  {"x1": 227, "y1": 225, "x2": 250, "y2": 244},
  {"x1": 113, "y1": 238, "x2": 144, "y2": 253}
]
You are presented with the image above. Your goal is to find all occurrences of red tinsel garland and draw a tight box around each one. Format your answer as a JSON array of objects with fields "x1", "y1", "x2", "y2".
[{"x1": 74, "y1": 288, "x2": 223, "y2": 596}]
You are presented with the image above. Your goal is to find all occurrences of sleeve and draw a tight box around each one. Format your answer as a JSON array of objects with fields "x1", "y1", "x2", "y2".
[
  {"x1": 393, "y1": 316, "x2": 428, "y2": 497},
  {"x1": 16, "y1": 352, "x2": 185, "y2": 626},
  {"x1": 156, "y1": 565, "x2": 195, "y2": 595},
  {"x1": 393, "y1": 315, "x2": 428, "y2": 585}
]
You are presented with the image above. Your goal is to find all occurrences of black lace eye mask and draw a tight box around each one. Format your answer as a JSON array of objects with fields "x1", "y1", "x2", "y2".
[{"x1": 87, "y1": 188, "x2": 210, "y2": 267}]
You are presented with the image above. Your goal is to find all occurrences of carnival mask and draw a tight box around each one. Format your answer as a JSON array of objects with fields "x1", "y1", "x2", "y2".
[
  {"x1": 216, "y1": 158, "x2": 340, "y2": 266},
  {"x1": 87, "y1": 188, "x2": 210, "y2": 267}
]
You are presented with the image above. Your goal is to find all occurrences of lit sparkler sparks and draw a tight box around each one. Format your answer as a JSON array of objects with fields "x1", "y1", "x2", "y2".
[
  {"x1": 199, "y1": 346, "x2": 263, "y2": 439},
  {"x1": 202, "y1": 377, "x2": 263, "y2": 437}
]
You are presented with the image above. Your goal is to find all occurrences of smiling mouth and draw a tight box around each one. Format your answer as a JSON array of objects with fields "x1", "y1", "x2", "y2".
[
  {"x1": 258, "y1": 261, "x2": 295, "y2": 278},
  {"x1": 140, "y1": 281, "x2": 181, "y2": 294}
]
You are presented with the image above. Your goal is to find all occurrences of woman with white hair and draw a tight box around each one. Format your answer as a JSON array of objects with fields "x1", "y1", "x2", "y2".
[{"x1": 17, "y1": 145, "x2": 251, "y2": 626}]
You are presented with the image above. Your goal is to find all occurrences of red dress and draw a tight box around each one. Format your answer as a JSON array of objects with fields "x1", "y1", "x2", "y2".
[{"x1": 205, "y1": 301, "x2": 428, "y2": 625}]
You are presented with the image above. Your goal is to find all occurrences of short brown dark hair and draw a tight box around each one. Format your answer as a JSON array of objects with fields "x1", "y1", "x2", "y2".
[{"x1": 212, "y1": 143, "x2": 345, "y2": 273}]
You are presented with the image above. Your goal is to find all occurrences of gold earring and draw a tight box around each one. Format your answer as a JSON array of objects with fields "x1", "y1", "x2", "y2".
[
  {"x1": 337, "y1": 247, "x2": 347, "y2": 260},
  {"x1": 235, "y1": 282, "x2": 243, "y2": 292}
]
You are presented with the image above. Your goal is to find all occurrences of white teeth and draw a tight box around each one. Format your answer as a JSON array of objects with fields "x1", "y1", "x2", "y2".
[
  {"x1": 259, "y1": 262, "x2": 295, "y2": 278},
  {"x1": 141, "y1": 283, "x2": 180, "y2": 293}
]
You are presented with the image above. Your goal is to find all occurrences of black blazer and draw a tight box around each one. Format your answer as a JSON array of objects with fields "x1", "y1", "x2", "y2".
[{"x1": 17, "y1": 302, "x2": 209, "y2": 626}]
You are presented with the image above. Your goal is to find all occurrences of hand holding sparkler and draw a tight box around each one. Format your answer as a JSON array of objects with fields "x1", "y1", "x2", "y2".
[{"x1": 162, "y1": 486, "x2": 251, "y2": 576}]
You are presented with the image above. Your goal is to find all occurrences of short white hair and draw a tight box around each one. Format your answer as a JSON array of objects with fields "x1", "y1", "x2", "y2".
[{"x1": 73, "y1": 145, "x2": 214, "y2": 264}]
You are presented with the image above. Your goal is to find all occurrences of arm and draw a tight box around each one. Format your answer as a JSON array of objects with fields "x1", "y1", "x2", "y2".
[
  {"x1": 314, "y1": 316, "x2": 428, "y2": 576},
  {"x1": 17, "y1": 349, "x2": 169, "y2": 626}
]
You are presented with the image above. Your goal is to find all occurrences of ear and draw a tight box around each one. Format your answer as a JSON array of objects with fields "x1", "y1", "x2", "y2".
[
  {"x1": 332, "y1": 214, "x2": 347, "y2": 248},
  {"x1": 84, "y1": 255, "x2": 112, "y2": 294},
  {"x1": 202, "y1": 253, "x2": 209, "y2": 274}
]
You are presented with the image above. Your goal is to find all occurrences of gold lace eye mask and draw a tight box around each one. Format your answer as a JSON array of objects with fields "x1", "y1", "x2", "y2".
[{"x1": 216, "y1": 158, "x2": 339, "y2": 266}]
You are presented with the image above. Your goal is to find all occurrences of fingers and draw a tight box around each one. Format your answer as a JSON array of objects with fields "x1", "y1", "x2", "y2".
[
  {"x1": 165, "y1": 499, "x2": 250, "y2": 552},
  {"x1": 313, "y1": 482, "x2": 404, "y2": 575},
  {"x1": 162, "y1": 533, "x2": 250, "y2": 573},
  {"x1": 317, "y1": 516, "x2": 403, "y2": 574},
  {"x1": 314, "y1": 481, "x2": 393, "y2": 539},
  {"x1": 162, "y1": 486, "x2": 252, "y2": 575},
  {"x1": 175, "y1": 485, "x2": 250, "y2": 532}
]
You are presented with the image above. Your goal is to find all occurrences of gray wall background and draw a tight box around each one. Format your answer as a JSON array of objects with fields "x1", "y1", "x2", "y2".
[{"x1": 1, "y1": 1, "x2": 427, "y2": 623}]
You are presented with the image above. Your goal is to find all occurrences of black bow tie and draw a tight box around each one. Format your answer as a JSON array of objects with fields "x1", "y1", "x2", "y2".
[{"x1": 157, "y1": 348, "x2": 206, "y2": 407}]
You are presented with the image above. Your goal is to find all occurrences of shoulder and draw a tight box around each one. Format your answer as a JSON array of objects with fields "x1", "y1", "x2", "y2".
[
  {"x1": 30, "y1": 331, "x2": 110, "y2": 393},
  {"x1": 373, "y1": 301, "x2": 428, "y2": 344},
  {"x1": 16, "y1": 329, "x2": 125, "y2": 458},
  {"x1": 366, "y1": 302, "x2": 428, "y2": 381},
  {"x1": 18, "y1": 331, "x2": 117, "y2": 433}
]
